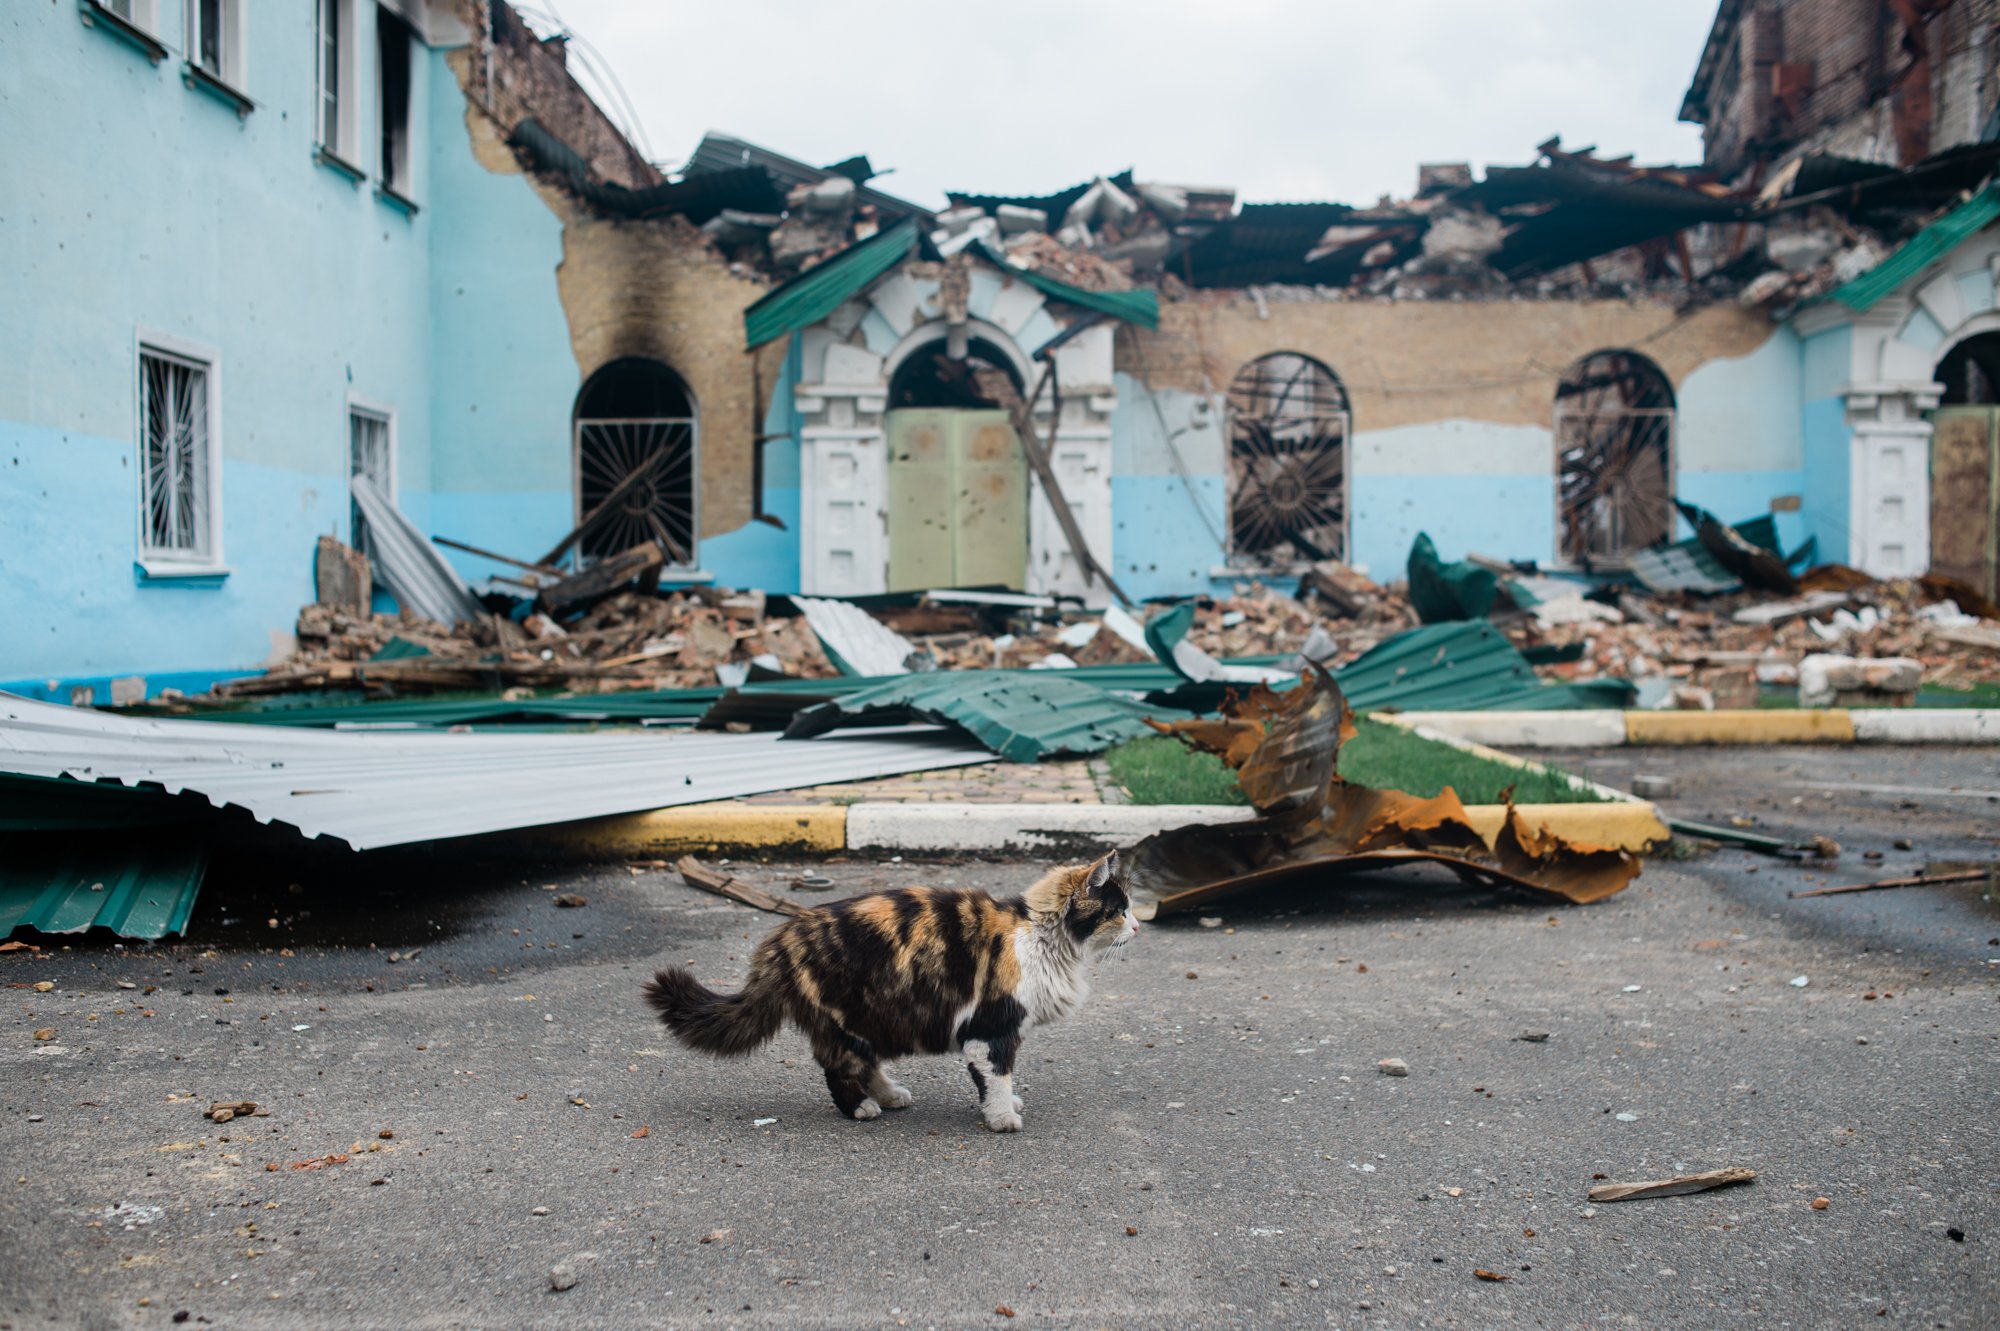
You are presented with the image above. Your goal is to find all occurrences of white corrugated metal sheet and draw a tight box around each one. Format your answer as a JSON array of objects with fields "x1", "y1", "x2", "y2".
[
  {"x1": 792, "y1": 597, "x2": 918, "y2": 677},
  {"x1": 0, "y1": 694, "x2": 992, "y2": 851},
  {"x1": 350, "y1": 475, "x2": 485, "y2": 625}
]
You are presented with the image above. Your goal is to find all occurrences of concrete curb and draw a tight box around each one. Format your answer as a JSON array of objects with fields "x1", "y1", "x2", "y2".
[
  {"x1": 504, "y1": 797, "x2": 1666, "y2": 858},
  {"x1": 1393, "y1": 708, "x2": 2000, "y2": 747}
]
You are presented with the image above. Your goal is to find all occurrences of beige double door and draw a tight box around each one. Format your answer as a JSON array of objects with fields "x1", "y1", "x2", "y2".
[
  {"x1": 1931, "y1": 407, "x2": 2000, "y2": 600},
  {"x1": 884, "y1": 408, "x2": 1028, "y2": 592}
]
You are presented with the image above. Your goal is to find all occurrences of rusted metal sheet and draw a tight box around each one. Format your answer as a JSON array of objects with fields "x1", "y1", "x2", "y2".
[{"x1": 1126, "y1": 666, "x2": 1641, "y2": 920}]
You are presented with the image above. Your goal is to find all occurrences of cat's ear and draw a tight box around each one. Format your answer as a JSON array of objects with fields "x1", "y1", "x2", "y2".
[{"x1": 1086, "y1": 850, "x2": 1118, "y2": 892}]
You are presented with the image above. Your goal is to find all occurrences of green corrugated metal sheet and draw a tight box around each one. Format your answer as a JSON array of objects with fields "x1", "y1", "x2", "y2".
[
  {"x1": 743, "y1": 220, "x2": 921, "y2": 349},
  {"x1": 1826, "y1": 183, "x2": 2000, "y2": 314},
  {"x1": 0, "y1": 775, "x2": 211, "y2": 939},
  {"x1": 784, "y1": 670, "x2": 1192, "y2": 761},
  {"x1": 1334, "y1": 621, "x2": 1633, "y2": 711},
  {"x1": 968, "y1": 241, "x2": 1160, "y2": 329},
  {"x1": 0, "y1": 831, "x2": 209, "y2": 939}
]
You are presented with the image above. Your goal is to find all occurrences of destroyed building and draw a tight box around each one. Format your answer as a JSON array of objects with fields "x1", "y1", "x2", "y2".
[{"x1": 3, "y1": 0, "x2": 1998, "y2": 701}]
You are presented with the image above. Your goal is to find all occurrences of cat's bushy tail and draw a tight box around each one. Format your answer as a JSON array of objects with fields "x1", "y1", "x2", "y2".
[{"x1": 643, "y1": 961, "x2": 786, "y2": 1057}]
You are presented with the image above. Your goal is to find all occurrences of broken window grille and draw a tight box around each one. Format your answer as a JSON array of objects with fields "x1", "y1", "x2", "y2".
[
  {"x1": 573, "y1": 357, "x2": 699, "y2": 567},
  {"x1": 138, "y1": 346, "x2": 215, "y2": 562},
  {"x1": 1226, "y1": 353, "x2": 1349, "y2": 563},
  {"x1": 347, "y1": 407, "x2": 391, "y2": 559},
  {"x1": 1555, "y1": 350, "x2": 1675, "y2": 565}
]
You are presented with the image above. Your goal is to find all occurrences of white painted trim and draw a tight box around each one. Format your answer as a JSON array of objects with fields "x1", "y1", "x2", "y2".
[
  {"x1": 133, "y1": 327, "x2": 225, "y2": 575},
  {"x1": 1852, "y1": 710, "x2": 2000, "y2": 742},
  {"x1": 881, "y1": 317, "x2": 1036, "y2": 393},
  {"x1": 847, "y1": 802, "x2": 1258, "y2": 853},
  {"x1": 1385, "y1": 710, "x2": 1630, "y2": 748},
  {"x1": 316, "y1": 0, "x2": 362, "y2": 162},
  {"x1": 1932, "y1": 309, "x2": 2000, "y2": 370}
]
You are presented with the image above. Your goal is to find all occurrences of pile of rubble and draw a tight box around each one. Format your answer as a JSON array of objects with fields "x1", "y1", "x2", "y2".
[
  {"x1": 236, "y1": 588, "x2": 836, "y2": 697},
  {"x1": 897, "y1": 568, "x2": 1416, "y2": 674},
  {"x1": 1513, "y1": 573, "x2": 2000, "y2": 708}
]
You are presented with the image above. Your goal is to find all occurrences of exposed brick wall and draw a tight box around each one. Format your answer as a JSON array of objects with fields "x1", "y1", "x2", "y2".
[
  {"x1": 556, "y1": 216, "x2": 782, "y2": 539},
  {"x1": 1116, "y1": 293, "x2": 1778, "y2": 432},
  {"x1": 1693, "y1": 0, "x2": 2000, "y2": 176},
  {"x1": 449, "y1": 0, "x2": 659, "y2": 190}
]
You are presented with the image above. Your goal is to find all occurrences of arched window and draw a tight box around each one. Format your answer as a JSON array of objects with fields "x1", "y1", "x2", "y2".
[
  {"x1": 572, "y1": 357, "x2": 698, "y2": 566},
  {"x1": 1937, "y1": 330, "x2": 2000, "y2": 405},
  {"x1": 1225, "y1": 353, "x2": 1350, "y2": 563},
  {"x1": 1555, "y1": 350, "x2": 1674, "y2": 564},
  {"x1": 886, "y1": 335, "x2": 1024, "y2": 409}
]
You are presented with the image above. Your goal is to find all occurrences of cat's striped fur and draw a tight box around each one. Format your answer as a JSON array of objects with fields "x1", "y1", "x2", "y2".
[{"x1": 643, "y1": 851, "x2": 1136, "y2": 1131}]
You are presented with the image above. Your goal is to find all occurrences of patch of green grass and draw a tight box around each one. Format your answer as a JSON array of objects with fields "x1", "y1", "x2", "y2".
[
  {"x1": 1103, "y1": 736, "x2": 1250, "y2": 806},
  {"x1": 1105, "y1": 719, "x2": 1607, "y2": 807}
]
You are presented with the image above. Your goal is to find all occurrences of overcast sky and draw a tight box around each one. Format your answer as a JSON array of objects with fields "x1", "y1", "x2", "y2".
[{"x1": 528, "y1": 1, "x2": 1723, "y2": 209}]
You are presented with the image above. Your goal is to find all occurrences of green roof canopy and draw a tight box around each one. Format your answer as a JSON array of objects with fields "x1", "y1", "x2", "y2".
[
  {"x1": 1825, "y1": 183, "x2": 2000, "y2": 314},
  {"x1": 742, "y1": 223, "x2": 1159, "y2": 350},
  {"x1": 967, "y1": 241, "x2": 1159, "y2": 329},
  {"x1": 743, "y1": 220, "x2": 920, "y2": 349}
]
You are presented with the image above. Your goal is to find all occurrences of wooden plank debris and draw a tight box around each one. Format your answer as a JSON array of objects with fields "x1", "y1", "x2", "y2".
[
  {"x1": 1789, "y1": 867, "x2": 1994, "y2": 898},
  {"x1": 1588, "y1": 1167, "x2": 1757, "y2": 1202},
  {"x1": 675, "y1": 855, "x2": 815, "y2": 917}
]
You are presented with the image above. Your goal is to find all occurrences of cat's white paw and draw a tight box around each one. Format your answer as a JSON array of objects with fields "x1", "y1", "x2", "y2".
[
  {"x1": 982, "y1": 1107, "x2": 1023, "y2": 1133},
  {"x1": 877, "y1": 1082, "x2": 913, "y2": 1110},
  {"x1": 1009, "y1": 1093, "x2": 1024, "y2": 1114},
  {"x1": 851, "y1": 1097, "x2": 882, "y2": 1120}
]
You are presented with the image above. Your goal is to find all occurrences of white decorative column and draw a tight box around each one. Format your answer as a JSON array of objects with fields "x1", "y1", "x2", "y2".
[
  {"x1": 1026, "y1": 323, "x2": 1118, "y2": 607},
  {"x1": 1842, "y1": 382, "x2": 1940, "y2": 579},
  {"x1": 797, "y1": 339, "x2": 890, "y2": 595}
]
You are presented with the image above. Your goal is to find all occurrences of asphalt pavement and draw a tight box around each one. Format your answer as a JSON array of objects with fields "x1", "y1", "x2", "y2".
[{"x1": 1, "y1": 744, "x2": 1995, "y2": 1330}]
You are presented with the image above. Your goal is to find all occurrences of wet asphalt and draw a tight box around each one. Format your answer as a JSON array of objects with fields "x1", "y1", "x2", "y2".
[{"x1": 0, "y1": 744, "x2": 1995, "y2": 1330}]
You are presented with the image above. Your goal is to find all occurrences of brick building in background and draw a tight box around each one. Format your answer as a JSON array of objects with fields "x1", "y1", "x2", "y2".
[{"x1": 1682, "y1": 0, "x2": 2000, "y2": 179}]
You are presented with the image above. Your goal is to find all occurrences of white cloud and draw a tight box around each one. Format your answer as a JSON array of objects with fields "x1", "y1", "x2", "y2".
[{"x1": 529, "y1": 0, "x2": 1719, "y2": 208}]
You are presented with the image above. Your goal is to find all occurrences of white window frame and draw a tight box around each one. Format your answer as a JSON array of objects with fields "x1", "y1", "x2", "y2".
[
  {"x1": 101, "y1": 0, "x2": 160, "y2": 34},
  {"x1": 185, "y1": 0, "x2": 248, "y2": 91},
  {"x1": 316, "y1": 0, "x2": 361, "y2": 166},
  {"x1": 134, "y1": 330, "x2": 227, "y2": 578},
  {"x1": 346, "y1": 397, "x2": 396, "y2": 559}
]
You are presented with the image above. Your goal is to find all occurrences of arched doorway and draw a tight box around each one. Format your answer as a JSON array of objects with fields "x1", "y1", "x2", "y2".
[
  {"x1": 572, "y1": 357, "x2": 698, "y2": 566},
  {"x1": 1225, "y1": 353, "x2": 1350, "y2": 564},
  {"x1": 1555, "y1": 350, "x2": 1675, "y2": 564},
  {"x1": 1930, "y1": 330, "x2": 2000, "y2": 599},
  {"x1": 881, "y1": 333, "x2": 1029, "y2": 592}
]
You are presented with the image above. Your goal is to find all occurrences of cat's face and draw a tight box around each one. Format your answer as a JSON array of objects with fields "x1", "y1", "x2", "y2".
[{"x1": 1065, "y1": 851, "x2": 1139, "y2": 951}]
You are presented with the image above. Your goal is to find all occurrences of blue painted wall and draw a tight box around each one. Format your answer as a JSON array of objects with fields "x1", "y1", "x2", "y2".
[
  {"x1": 1798, "y1": 325, "x2": 1855, "y2": 566},
  {"x1": 704, "y1": 335, "x2": 802, "y2": 591},
  {"x1": 0, "y1": 4, "x2": 580, "y2": 694}
]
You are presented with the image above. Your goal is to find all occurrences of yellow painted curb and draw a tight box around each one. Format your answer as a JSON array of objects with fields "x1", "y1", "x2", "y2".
[
  {"x1": 506, "y1": 803, "x2": 847, "y2": 858},
  {"x1": 1624, "y1": 710, "x2": 1855, "y2": 745},
  {"x1": 1461, "y1": 801, "x2": 1670, "y2": 851}
]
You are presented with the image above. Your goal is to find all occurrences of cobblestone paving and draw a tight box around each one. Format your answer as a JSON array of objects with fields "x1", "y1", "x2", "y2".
[{"x1": 735, "y1": 756, "x2": 1126, "y2": 805}]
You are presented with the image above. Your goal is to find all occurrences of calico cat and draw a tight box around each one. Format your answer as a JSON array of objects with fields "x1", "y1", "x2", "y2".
[{"x1": 643, "y1": 850, "x2": 1137, "y2": 1132}]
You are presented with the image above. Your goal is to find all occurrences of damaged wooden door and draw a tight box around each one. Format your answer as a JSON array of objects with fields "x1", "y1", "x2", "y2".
[
  {"x1": 1930, "y1": 407, "x2": 2000, "y2": 601},
  {"x1": 884, "y1": 409, "x2": 1027, "y2": 592}
]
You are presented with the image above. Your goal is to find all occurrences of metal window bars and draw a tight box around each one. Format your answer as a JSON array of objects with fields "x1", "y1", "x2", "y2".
[
  {"x1": 139, "y1": 348, "x2": 211, "y2": 559},
  {"x1": 573, "y1": 417, "x2": 699, "y2": 566},
  {"x1": 1555, "y1": 351, "x2": 1676, "y2": 565},
  {"x1": 1225, "y1": 353, "x2": 1350, "y2": 563}
]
